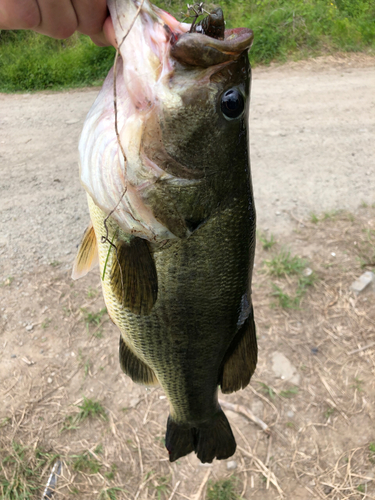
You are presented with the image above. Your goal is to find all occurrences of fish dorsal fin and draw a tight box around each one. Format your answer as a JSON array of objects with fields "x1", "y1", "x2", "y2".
[
  {"x1": 219, "y1": 309, "x2": 258, "y2": 394},
  {"x1": 110, "y1": 237, "x2": 158, "y2": 315},
  {"x1": 119, "y1": 336, "x2": 158, "y2": 385},
  {"x1": 71, "y1": 223, "x2": 99, "y2": 280}
]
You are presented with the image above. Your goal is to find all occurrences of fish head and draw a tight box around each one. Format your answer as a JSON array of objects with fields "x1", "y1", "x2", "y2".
[{"x1": 79, "y1": 0, "x2": 253, "y2": 241}]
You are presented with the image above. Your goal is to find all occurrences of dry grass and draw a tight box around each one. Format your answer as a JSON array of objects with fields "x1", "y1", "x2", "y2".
[{"x1": 1, "y1": 206, "x2": 374, "y2": 499}]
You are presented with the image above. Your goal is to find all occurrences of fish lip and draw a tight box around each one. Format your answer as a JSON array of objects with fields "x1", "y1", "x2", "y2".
[{"x1": 170, "y1": 28, "x2": 254, "y2": 68}]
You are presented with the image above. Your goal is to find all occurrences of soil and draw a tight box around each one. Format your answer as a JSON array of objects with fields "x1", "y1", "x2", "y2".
[{"x1": 0, "y1": 53, "x2": 374, "y2": 500}]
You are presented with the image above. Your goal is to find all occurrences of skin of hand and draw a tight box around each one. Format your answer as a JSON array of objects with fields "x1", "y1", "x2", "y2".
[{"x1": 0, "y1": 0, "x2": 117, "y2": 46}]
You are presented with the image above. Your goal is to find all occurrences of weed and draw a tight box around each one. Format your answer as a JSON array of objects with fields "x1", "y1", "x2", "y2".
[
  {"x1": 357, "y1": 484, "x2": 365, "y2": 493},
  {"x1": 264, "y1": 250, "x2": 306, "y2": 277},
  {"x1": 279, "y1": 387, "x2": 299, "y2": 398},
  {"x1": 369, "y1": 442, "x2": 375, "y2": 464},
  {"x1": 49, "y1": 260, "x2": 61, "y2": 267},
  {"x1": 153, "y1": 476, "x2": 171, "y2": 500},
  {"x1": 95, "y1": 444, "x2": 103, "y2": 455},
  {"x1": 286, "y1": 422, "x2": 295, "y2": 428},
  {"x1": 104, "y1": 464, "x2": 118, "y2": 481},
  {"x1": 310, "y1": 212, "x2": 319, "y2": 223},
  {"x1": 99, "y1": 487, "x2": 127, "y2": 500},
  {"x1": 77, "y1": 397, "x2": 107, "y2": 421},
  {"x1": 1, "y1": 276, "x2": 14, "y2": 286},
  {"x1": 81, "y1": 307, "x2": 107, "y2": 332},
  {"x1": 87, "y1": 286, "x2": 98, "y2": 298},
  {"x1": 207, "y1": 477, "x2": 240, "y2": 500},
  {"x1": 0, "y1": 442, "x2": 58, "y2": 500},
  {"x1": 259, "y1": 382, "x2": 276, "y2": 400},
  {"x1": 42, "y1": 318, "x2": 51, "y2": 329},
  {"x1": 351, "y1": 378, "x2": 364, "y2": 392},
  {"x1": 84, "y1": 360, "x2": 90, "y2": 378},
  {"x1": 272, "y1": 285, "x2": 300, "y2": 309},
  {"x1": 324, "y1": 407, "x2": 335, "y2": 419},
  {"x1": 257, "y1": 231, "x2": 276, "y2": 250},
  {"x1": 71, "y1": 451, "x2": 101, "y2": 474},
  {"x1": 61, "y1": 397, "x2": 107, "y2": 432}
]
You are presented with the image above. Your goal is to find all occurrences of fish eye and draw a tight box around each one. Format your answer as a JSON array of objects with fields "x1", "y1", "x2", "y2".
[{"x1": 220, "y1": 88, "x2": 244, "y2": 119}]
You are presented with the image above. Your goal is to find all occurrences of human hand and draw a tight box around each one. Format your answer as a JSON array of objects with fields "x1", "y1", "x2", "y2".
[{"x1": 0, "y1": 0, "x2": 117, "y2": 46}]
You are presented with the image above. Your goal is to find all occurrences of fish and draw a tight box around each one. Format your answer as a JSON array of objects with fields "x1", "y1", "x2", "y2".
[{"x1": 73, "y1": 0, "x2": 257, "y2": 464}]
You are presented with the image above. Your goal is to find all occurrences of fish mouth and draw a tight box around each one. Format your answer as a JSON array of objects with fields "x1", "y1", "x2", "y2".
[{"x1": 170, "y1": 28, "x2": 254, "y2": 68}]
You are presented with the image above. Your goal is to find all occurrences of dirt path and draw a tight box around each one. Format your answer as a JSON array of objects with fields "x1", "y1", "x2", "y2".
[{"x1": 0, "y1": 54, "x2": 374, "y2": 276}]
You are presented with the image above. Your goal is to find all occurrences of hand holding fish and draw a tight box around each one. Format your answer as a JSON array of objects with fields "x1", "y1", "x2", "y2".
[{"x1": 0, "y1": 0, "x2": 116, "y2": 46}]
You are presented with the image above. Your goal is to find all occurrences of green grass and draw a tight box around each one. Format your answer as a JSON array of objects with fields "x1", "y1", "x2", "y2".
[
  {"x1": 0, "y1": 442, "x2": 59, "y2": 500},
  {"x1": 99, "y1": 487, "x2": 127, "y2": 500},
  {"x1": 257, "y1": 231, "x2": 276, "y2": 250},
  {"x1": 156, "y1": 0, "x2": 375, "y2": 64},
  {"x1": 0, "y1": 31, "x2": 115, "y2": 92},
  {"x1": 71, "y1": 451, "x2": 101, "y2": 474},
  {"x1": 1, "y1": 0, "x2": 374, "y2": 92},
  {"x1": 264, "y1": 250, "x2": 307, "y2": 277},
  {"x1": 279, "y1": 386, "x2": 299, "y2": 398},
  {"x1": 61, "y1": 397, "x2": 107, "y2": 431},
  {"x1": 206, "y1": 478, "x2": 241, "y2": 500}
]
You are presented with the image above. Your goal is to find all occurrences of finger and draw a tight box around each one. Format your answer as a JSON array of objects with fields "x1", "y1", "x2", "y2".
[
  {"x1": 72, "y1": 0, "x2": 107, "y2": 37},
  {"x1": 0, "y1": 0, "x2": 40, "y2": 30},
  {"x1": 88, "y1": 16, "x2": 117, "y2": 47},
  {"x1": 33, "y1": 0, "x2": 78, "y2": 39}
]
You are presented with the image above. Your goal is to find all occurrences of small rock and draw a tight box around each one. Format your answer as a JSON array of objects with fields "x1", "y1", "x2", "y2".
[
  {"x1": 303, "y1": 267, "x2": 313, "y2": 277},
  {"x1": 311, "y1": 347, "x2": 319, "y2": 355},
  {"x1": 350, "y1": 271, "x2": 375, "y2": 295},
  {"x1": 47, "y1": 377, "x2": 53, "y2": 384},
  {"x1": 271, "y1": 352, "x2": 300, "y2": 385},
  {"x1": 275, "y1": 211, "x2": 281, "y2": 216},
  {"x1": 11, "y1": 354, "x2": 17, "y2": 358},
  {"x1": 25, "y1": 324, "x2": 33, "y2": 331},
  {"x1": 65, "y1": 118, "x2": 80, "y2": 125},
  {"x1": 226, "y1": 460, "x2": 237, "y2": 470},
  {"x1": 331, "y1": 252, "x2": 336, "y2": 257},
  {"x1": 287, "y1": 410, "x2": 294, "y2": 418},
  {"x1": 40, "y1": 350, "x2": 44, "y2": 354}
]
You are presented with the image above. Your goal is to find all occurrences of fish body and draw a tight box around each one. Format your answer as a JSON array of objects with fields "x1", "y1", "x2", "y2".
[{"x1": 74, "y1": 0, "x2": 256, "y2": 463}]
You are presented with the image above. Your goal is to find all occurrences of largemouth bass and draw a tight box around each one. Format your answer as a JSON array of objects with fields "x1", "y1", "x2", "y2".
[{"x1": 73, "y1": 0, "x2": 257, "y2": 463}]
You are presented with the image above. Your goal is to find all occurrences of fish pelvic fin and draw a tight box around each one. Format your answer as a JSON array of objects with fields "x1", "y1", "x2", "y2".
[
  {"x1": 71, "y1": 223, "x2": 99, "y2": 280},
  {"x1": 119, "y1": 336, "x2": 158, "y2": 385},
  {"x1": 110, "y1": 237, "x2": 158, "y2": 315},
  {"x1": 219, "y1": 308, "x2": 258, "y2": 394},
  {"x1": 165, "y1": 408, "x2": 236, "y2": 464}
]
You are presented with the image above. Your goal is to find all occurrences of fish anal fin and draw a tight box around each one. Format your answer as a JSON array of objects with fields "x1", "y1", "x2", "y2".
[
  {"x1": 110, "y1": 237, "x2": 158, "y2": 315},
  {"x1": 219, "y1": 310, "x2": 257, "y2": 394},
  {"x1": 119, "y1": 336, "x2": 158, "y2": 385},
  {"x1": 71, "y1": 223, "x2": 99, "y2": 280}
]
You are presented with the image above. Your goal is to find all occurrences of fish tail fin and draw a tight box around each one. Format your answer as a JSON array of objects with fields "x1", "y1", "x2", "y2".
[{"x1": 165, "y1": 408, "x2": 236, "y2": 464}]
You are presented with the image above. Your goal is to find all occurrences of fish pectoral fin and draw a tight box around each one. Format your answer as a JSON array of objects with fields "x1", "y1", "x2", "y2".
[
  {"x1": 166, "y1": 408, "x2": 236, "y2": 463},
  {"x1": 110, "y1": 237, "x2": 158, "y2": 315},
  {"x1": 71, "y1": 223, "x2": 99, "y2": 280},
  {"x1": 119, "y1": 336, "x2": 158, "y2": 385},
  {"x1": 219, "y1": 308, "x2": 257, "y2": 394}
]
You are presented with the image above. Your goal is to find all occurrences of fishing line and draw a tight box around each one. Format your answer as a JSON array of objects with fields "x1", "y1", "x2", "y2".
[{"x1": 101, "y1": 0, "x2": 145, "y2": 300}]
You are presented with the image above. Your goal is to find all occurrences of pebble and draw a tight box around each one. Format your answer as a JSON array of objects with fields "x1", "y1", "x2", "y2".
[
  {"x1": 25, "y1": 324, "x2": 33, "y2": 331},
  {"x1": 287, "y1": 410, "x2": 295, "y2": 418},
  {"x1": 11, "y1": 354, "x2": 16, "y2": 358},
  {"x1": 226, "y1": 460, "x2": 238, "y2": 470},
  {"x1": 275, "y1": 211, "x2": 281, "y2": 216},
  {"x1": 47, "y1": 377, "x2": 53, "y2": 384},
  {"x1": 40, "y1": 350, "x2": 44, "y2": 354},
  {"x1": 350, "y1": 271, "x2": 375, "y2": 295},
  {"x1": 271, "y1": 352, "x2": 300, "y2": 385}
]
